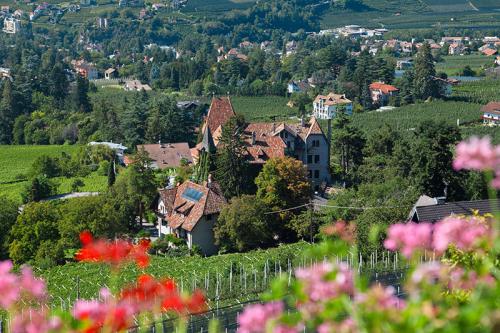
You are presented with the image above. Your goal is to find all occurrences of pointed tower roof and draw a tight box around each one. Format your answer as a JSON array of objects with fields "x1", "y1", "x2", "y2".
[
  {"x1": 200, "y1": 126, "x2": 216, "y2": 153},
  {"x1": 306, "y1": 116, "x2": 325, "y2": 138}
]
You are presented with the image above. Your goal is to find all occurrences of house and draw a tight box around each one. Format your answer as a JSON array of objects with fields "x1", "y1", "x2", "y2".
[
  {"x1": 239, "y1": 41, "x2": 254, "y2": 49},
  {"x1": 396, "y1": 59, "x2": 413, "y2": 70},
  {"x1": 409, "y1": 195, "x2": 500, "y2": 223},
  {"x1": 242, "y1": 117, "x2": 331, "y2": 190},
  {"x1": 369, "y1": 82, "x2": 399, "y2": 106},
  {"x1": 287, "y1": 80, "x2": 313, "y2": 94},
  {"x1": 97, "y1": 17, "x2": 108, "y2": 29},
  {"x1": 432, "y1": 76, "x2": 460, "y2": 97},
  {"x1": 176, "y1": 100, "x2": 201, "y2": 111},
  {"x1": 0, "y1": 67, "x2": 12, "y2": 80},
  {"x1": 313, "y1": 93, "x2": 353, "y2": 119},
  {"x1": 156, "y1": 178, "x2": 227, "y2": 255},
  {"x1": 124, "y1": 80, "x2": 152, "y2": 91},
  {"x1": 13, "y1": 9, "x2": 23, "y2": 18},
  {"x1": 440, "y1": 37, "x2": 469, "y2": 46},
  {"x1": 3, "y1": 17, "x2": 20, "y2": 34},
  {"x1": 400, "y1": 41, "x2": 413, "y2": 54},
  {"x1": 481, "y1": 102, "x2": 500, "y2": 125},
  {"x1": 192, "y1": 96, "x2": 331, "y2": 190},
  {"x1": 449, "y1": 43, "x2": 465, "y2": 55},
  {"x1": 88, "y1": 142, "x2": 127, "y2": 164},
  {"x1": 104, "y1": 68, "x2": 117, "y2": 80},
  {"x1": 482, "y1": 48, "x2": 498, "y2": 57},
  {"x1": 285, "y1": 41, "x2": 298, "y2": 56},
  {"x1": 71, "y1": 60, "x2": 98, "y2": 80},
  {"x1": 495, "y1": 56, "x2": 500, "y2": 66},
  {"x1": 137, "y1": 142, "x2": 193, "y2": 169}
]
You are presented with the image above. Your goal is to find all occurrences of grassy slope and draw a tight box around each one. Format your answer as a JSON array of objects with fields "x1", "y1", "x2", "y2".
[
  {"x1": 435, "y1": 55, "x2": 494, "y2": 76},
  {"x1": 0, "y1": 145, "x2": 107, "y2": 203}
]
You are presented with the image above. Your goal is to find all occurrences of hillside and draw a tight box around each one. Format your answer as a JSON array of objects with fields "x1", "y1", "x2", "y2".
[{"x1": 320, "y1": 0, "x2": 500, "y2": 29}]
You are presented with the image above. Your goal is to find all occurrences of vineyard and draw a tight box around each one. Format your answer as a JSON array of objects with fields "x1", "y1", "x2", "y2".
[
  {"x1": 231, "y1": 96, "x2": 298, "y2": 123},
  {"x1": 36, "y1": 242, "x2": 408, "y2": 311},
  {"x1": 452, "y1": 79, "x2": 500, "y2": 105},
  {"x1": 351, "y1": 100, "x2": 482, "y2": 134},
  {"x1": 435, "y1": 55, "x2": 493, "y2": 76}
]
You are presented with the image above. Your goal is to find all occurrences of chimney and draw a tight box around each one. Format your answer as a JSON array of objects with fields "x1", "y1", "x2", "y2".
[
  {"x1": 300, "y1": 117, "x2": 305, "y2": 127},
  {"x1": 207, "y1": 173, "x2": 213, "y2": 186},
  {"x1": 272, "y1": 122, "x2": 276, "y2": 133},
  {"x1": 251, "y1": 131, "x2": 256, "y2": 145}
]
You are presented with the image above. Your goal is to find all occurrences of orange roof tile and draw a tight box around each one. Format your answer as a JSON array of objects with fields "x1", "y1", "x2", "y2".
[
  {"x1": 205, "y1": 97, "x2": 236, "y2": 138},
  {"x1": 369, "y1": 82, "x2": 399, "y2": 94}
]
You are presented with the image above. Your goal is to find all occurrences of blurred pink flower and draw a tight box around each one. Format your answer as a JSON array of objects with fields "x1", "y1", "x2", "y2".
[
  {"x1": 0, "y1": 260, "x2": 21, "y2": 309},
  {"x1": 384, "y1": 223, "x2": 433, "y2": 258},
  {"x1": 433, "y1": 217, "x2": 488, "y2": 254},
  {"x1": 448, "y1": 268, "x2": 494, "y2": 291},
  {"x1": 20, "y1": 266, "x2": 46, "y2": 300},
  {"x1": 237, "y1": 302, "x2": 284, "y2": 333},
  {"x1": 11, "y1": 309, "x2": 61, "y2": 333},
  {"x1": 317, "y1": 318, "x2": 356, "y2": 333},
  {"x1": 295, "y1": 262, "x2": 354, "y2": 302},
  {"x1": 356, "y1": 285, "x2": 405, "y2": 310},
  {"x1": 453, "y1": 137, "x2": 498, "y2": 171},
  {"x1": 411, "y1": 261, "x2": 446, "y2": 285}
]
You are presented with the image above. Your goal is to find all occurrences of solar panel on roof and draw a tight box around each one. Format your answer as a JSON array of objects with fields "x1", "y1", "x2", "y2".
[{"x1": 182, "y1": 188, "x2": 204, "y2": 202}]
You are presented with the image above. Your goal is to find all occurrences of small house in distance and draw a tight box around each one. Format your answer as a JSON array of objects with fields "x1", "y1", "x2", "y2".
[
  {"x1": 124, "y1": 80, "x2": 152, "y2": 91},
  {"x1": 104, "y1": 68, "x2": 117, "y2": 80},
  {"x1": 313, "y1": 93, "x2": 353, "y2": 119},
  {"x1": 287, "y1": 80, "x2": 314, "y2": 94},
  {"x1": 156, "y1": 178, "x2": 227, "y2": 255},
  {"x1": 408, "y1": 195, "x2": 500, "y2": 223},
  {"x1": 137, "y1": 142, "x2": 193, "y2": 169},
  {"x1": 88, "y1": 141, "x2": 127, "y2": 164},
  {"x1": 481, "y1": 102, "x2": 500, "y2": 126},
  {"x1": 369, "y1": 82, "x2": 399, "y2": 106}
]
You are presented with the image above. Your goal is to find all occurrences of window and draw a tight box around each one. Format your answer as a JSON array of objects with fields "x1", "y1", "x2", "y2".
[
  {"x1": 206, "y1": 214, "x2": 212, "y2": 221},
  {"x1": 314, "y1": 170, "x2": 320, "y2": 179},
  {"x1": 308, "y1": 170, "x2": 312, "y2": 178},
  {"x1": 314, "y1": 155, "x2": 320, "y2": 163},
  {"x1": 312, "y1": 140, "x2": 320, "y2": 147},
  {"x1": 307, "y1": 155, "x2": 313, "y2": 164},
  {"x1": 284, "y1": 132, "x2": 288, "y2": 138}
]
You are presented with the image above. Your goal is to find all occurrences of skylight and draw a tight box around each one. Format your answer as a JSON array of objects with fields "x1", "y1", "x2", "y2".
[{"x1": 182, "y1": 188, "x2": 204, "y2": 202}]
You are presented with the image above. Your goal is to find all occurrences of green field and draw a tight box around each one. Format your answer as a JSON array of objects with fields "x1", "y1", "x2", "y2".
[
  {"x1": 0, "y1": 145, "x2": 107, "y2": 203},
  {"x1": 0, "y1": 145, "x2": 79, "y2": 184},
  {"x1": 231, "y1": 96, "x2": 298, "y2": 122},
  {"x1": 436, "y1": 55, "x2": 494, "y2": 76},
  {"x1": 38, "y1": 242, "x2": 314, "y2": 309},
  {"x1": 452, "y1": 79, "x2": 500, "y2": 104},
  {"x1": 182, "y1": 0, "x2": 256, "y2": 13}
]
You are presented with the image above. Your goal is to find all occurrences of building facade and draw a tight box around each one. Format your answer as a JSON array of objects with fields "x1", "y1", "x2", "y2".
[
  {"x1": 3, "y1": 17, "x2": 20, "y2": 34},
  {"x1": 313, "y1": 93, "x2": 353, "y2": 119}
]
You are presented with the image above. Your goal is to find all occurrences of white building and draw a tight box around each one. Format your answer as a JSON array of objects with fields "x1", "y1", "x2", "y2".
[
  {"x1": 313, "y1": 93, "x2": 353, "y2": 119},
  {"x1": 88, "y1": 141, "x2": 128, "y2": 163},
  {"x1": 3, "y1": 17, "x2": 20, "y2": 34}
]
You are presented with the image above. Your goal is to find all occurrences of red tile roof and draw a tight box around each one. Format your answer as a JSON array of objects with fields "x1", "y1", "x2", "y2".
[
  {"x1": 482, "y1": 48, "x2": 498, "y2": 56},
  {"x1": 369, "y1": 82, "x2": 399, "y2": 94},
  {"x1": 159, "y1": 181, "x2": 226, "y2": 232},
  {"x1": 205, "y1": 96, "x2": 236, "y2": 139},
  {"x1": 138, "y1": 142, "x2": 193, "y2": 169},
  {"x1": 481, "y1": 102, "x2": 500, "y2": 114}
]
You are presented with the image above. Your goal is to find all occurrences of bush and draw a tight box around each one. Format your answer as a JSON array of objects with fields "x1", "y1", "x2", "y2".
[
  {"x1": 71, "y1": 178, "x2": 85, "y2": 192},
  {"x1": 98, "y1": 160, "x2": 111, "y2": 176}
]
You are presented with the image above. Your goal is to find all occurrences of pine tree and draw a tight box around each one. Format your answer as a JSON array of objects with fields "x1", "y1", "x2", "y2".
[
  {"x1": 0, "y1": 80, "x2": 16, "y2": 143},
  {"x1": 413, "y1": 43, "x2": 439, "y2": 100},
  {"x1": 73, "y1": 75, "x2": 91, "y2": 113}
]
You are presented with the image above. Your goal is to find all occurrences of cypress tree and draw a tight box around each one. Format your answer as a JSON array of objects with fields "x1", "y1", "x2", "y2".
[
  {"x1": 413, "y1": 43, "x2": 439, "y2": 100},
  {"x1": 107, "y1": 160, "x2": 116, "y2": 187}
]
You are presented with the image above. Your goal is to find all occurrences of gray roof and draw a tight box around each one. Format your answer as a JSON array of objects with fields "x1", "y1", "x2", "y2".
[{"x1": 411, "y1": 199, "x2": 500, "y2": 222}]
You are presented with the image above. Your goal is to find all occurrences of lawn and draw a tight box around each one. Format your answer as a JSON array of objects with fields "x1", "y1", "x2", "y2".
[
  {"x1": 0, "y1": 145, "x2": 107, "y2": 203},
  {"x1": 0, "y1": 145, "x2": 79, "y2": 184}
]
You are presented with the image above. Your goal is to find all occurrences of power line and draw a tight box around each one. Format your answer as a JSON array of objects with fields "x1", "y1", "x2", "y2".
[{"x1": 264, "y1": 202, "x2": 408, "y2": 215}]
